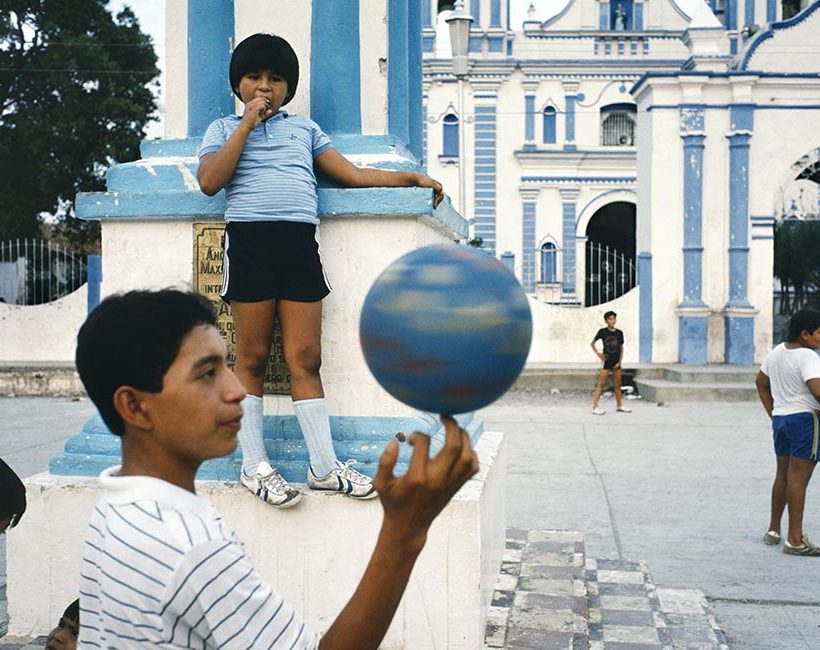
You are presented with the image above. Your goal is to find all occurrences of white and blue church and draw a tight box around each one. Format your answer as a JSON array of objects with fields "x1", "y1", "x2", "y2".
[{"x1": 422, "y1": 0, "x2": 820, "y2": 365}]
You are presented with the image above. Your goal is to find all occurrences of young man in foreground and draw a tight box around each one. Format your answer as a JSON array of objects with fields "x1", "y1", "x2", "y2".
[{"x1": 75, "y1": 289, "x2": 478, "y2": 648}]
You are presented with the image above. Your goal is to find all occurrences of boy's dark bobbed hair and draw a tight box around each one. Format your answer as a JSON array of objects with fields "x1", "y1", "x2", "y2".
[
  {"x1": 229, "y1": 33, "x2": 299, "y2": 105},
  {"x1": 75, "y1": 290, "x2": 217, "y2": 435},
  {"x1": 787, "y1": 309, "x2": 820, "y2": 342}
]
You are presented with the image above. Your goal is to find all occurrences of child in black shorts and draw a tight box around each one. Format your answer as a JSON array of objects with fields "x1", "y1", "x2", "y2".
[
  {"x1": 590, "y1": 310, "x2": 631, "y2": 415},
  {"x1": 197, "y1": 34, "x2": 444, "y2": 508}
]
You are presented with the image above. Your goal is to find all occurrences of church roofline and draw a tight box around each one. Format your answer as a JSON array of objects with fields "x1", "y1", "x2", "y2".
[{"x1": 738, "y1": 0, "x2": 820, "y2": 71}]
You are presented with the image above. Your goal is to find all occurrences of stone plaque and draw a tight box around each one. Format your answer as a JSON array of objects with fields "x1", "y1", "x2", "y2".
[{"x1": 193, "y1": 224, "x2": 290, "y2": 394}]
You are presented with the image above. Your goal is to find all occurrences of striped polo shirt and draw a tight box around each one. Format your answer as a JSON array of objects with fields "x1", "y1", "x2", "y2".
[
  {"x1": 198, "y1": 111, "x2": 334, "y2": 225},
  {"x1": 78, "y1": 468, "x2": 320, "y2": 649}
]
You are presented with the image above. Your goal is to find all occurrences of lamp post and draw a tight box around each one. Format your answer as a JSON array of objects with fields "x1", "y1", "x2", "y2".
[{"x1": 445, "y1": 0, "x2": 473, "y2": 224}]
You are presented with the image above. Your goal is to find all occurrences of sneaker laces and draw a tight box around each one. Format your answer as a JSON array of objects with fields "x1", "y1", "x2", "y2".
[
  {"x1": 259, "y1": 466, "x2": 290, "y2": 493},
  {"x1": 337, "y1": 459, "x2": 370, "y2": 484}
]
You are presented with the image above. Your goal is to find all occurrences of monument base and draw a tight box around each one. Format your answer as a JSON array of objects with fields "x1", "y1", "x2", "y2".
[{"x1": 8, "y1": 431, "x2": 506, "y2": 649}]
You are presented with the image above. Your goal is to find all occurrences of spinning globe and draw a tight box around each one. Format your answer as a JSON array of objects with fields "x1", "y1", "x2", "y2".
[{"x1": 359, "y1": 244, "x2": 532, "y2": 414}]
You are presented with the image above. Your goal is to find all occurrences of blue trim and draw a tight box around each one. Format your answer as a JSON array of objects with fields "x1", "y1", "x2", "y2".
[
  {"x1": 423, "y1": 0, "x2": 432, "y2": 26},
  {"x1": 187, "y1": 0, "x2": 234, "y2": 137},
  {"x1": 388, "y1": 0, "x2": 410, "y2": 148},
  {"x1": 680, "y1": 129, "x2": 706, "y2": 309},
  {"x1": 633, "y1": 71, "x2": 820, "y2": 95},
  {"x1": 443, "y1": 114, "x2": 459, "y2": 156},
  {"x1": 408, "y1": 0, "x2": 423, "y2": 161},
  {"x1": 472, "y1": 0, "x2": 481, "y2": 25},
  {"x1": 86, "y1": 255, "x2": 101, "y2": 314},
  {"x1": 473, "y1": 105, "x2": 498, "y2": 253},
  {"x1": 745, "y1": 0, "x2": 755, "y2": 29},
  {"x1": 565, "y1": 93, "x2": 576, "y2": 144},
  {"x1": 638, "y1": 252, "x2": 652, "y2": 362},
  {"x1": 726, "y1": 130, "x2": 753, "y2": 310},
  {"x1": 311, "y1": 0, "x2": 362, "y2": 134},
  {"x1": 767, "y1": 0, "x2": 777, "y2": 22},
  {"x1": 491, "y1": 0, "x2": 502, "y2": 26},
  {"x1": 522, "y1": 176, "x2": 636, "y2": 183},
  {"x1": 679, "y1": 315, "x2": 708, "y2": 365},
  {"x1": 50, "y1": 413, "x2": 484, "y2": 480},
  {"x1": 561, "y1": 198, "x2": 578, "y2": 300},
  {"x1": 522, "y1": 201, "x2": 536, "y2": 292},
  {"x1": 725, "y1": 315, "x2": 755, "y2": 364},
  {"x1": 648, "y1": 103, "x2": 820, "y2": 112},
  {"x1": 525, "y1": 95, "x2": 535, "y2": 141},
  {"x1": 469, "y1": 35, "x2": 484, "y2": 53},
  {"x1": 634, "y1": 3, "x2": 643, "y2": 30},
  {"x1": 541, "y1": 0, "x2": 578, "y2": 28},
  {"x1": 600, "y1": 2, "x2": 611, "y2": 30},
  {"x1": 423, "y1": 35, "x2": 435, "y2": 52},
  {"x1": 500, "y1": 251, "x2": 514, "y2": 274},
  {"x1": 740, "y1": 0, "x2": 820, "y2": 70}
]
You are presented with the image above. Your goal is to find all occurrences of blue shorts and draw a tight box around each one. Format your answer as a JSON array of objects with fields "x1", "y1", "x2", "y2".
[{"x1": 772, "y1": 412, "x2": 819, "y2": 461}]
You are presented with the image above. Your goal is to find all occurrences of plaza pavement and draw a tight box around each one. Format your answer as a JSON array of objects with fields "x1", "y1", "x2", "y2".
[{"x1": 0, "y1": 390, "x2": 818, "y2": 648}]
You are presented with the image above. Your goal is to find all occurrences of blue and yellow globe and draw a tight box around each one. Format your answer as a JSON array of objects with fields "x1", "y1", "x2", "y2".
[{"x1": 359, "y1": 244, "x2": 532, "y2": 414}]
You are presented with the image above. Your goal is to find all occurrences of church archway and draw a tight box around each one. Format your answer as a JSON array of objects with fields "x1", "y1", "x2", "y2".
[{"x1": 584, "y1": 201, "x2": 636, "y2": 305}]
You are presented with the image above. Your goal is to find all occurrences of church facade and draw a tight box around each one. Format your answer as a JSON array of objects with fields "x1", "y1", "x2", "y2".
[{"x1": 422, "y1": 0, "x2": 820, "y2": 364}]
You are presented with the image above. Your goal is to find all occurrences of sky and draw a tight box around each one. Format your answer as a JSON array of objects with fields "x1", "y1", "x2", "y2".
[{"x1": 115, "y1": 0, "x2": 699, "y2": 138}]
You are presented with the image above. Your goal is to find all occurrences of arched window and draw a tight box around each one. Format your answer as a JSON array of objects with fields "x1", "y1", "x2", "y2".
[
  {"x1": 542, "y1": 107, "x2": 556, "y2": 144},
  {"x1": 600, "y1": 103, "x2": 636, "y2": 147},
  {"x1": 540, "y1": 242, "x2": 558, "y2": 283},
  {"x1": 442, "y1": 113, "x2": 459, "y2": 157}
]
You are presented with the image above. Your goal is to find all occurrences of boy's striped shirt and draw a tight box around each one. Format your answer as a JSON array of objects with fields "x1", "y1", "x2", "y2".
[{"x1": 78, "y1": 468, "x2": 319, "y2": 649}]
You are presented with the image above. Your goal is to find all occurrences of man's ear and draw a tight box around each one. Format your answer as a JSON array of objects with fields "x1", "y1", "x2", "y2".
[{"x1": 112, "y1": 386, "x2": 153, "y2": 431}]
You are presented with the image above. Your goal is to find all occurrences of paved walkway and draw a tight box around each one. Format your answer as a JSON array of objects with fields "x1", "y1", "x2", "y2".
[{"x1": 2, "y1": 392, "x2": 820, "y2": 648}]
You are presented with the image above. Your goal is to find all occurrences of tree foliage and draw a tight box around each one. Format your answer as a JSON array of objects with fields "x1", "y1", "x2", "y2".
[
  {"x1": 774, "y1": 219, "x2": 820, "y2": 314},
  {"x1": 0, "y1": 0, "x2": 159, "y2": 250}
]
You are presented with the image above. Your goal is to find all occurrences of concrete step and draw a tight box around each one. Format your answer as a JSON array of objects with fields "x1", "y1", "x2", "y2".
[
  {"x1": 634, "y1": 378, "x2": 758, "y2": 402},
  {"x1": 660, "y1": 365, "x2": 759, "y2": 384},
  {"x1": 0, "y1": 363, "x2": 84, "y2": 397}
]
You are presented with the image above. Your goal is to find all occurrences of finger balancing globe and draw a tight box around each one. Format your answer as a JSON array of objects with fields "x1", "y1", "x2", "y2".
[{"x1": 359, "y1": 244, "x2": 532, "y2": 414}]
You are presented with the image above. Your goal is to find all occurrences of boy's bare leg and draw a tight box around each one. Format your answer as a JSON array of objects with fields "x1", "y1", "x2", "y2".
[
  {"x1": 786, "y1": 457, "x2": 817, "y2": 546},
  {"x1": 613, "y1": 367, "x2": 624, "y2": 407},
  {"x1": 769, "y1": 455, "x2": 790, "y2": 535},
  {"x1": 277, "y1": 299, "x2": 324, "y2": 400},
  {"x1": 232, "y1": 299, "x2": 279, "y2": 396},
  {"x1": 592, "y1": 369, "x2": 608, "y2": 409}
]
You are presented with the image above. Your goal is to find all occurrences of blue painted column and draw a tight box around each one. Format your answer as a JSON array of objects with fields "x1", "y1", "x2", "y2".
[
  {"x1": 638, "y1": 252, "x2": 653, "y2": 362},
  {"x1": 562, "y1": 81, "x2": 579, "y2": 151},
  {"x1": 408, "y1": 0, "x2": 423, "y2": 161},
  {"x1": 633, "y1": 0, "x2": 644, "y2": 30},
  {"x1": 677, "y1": 107, "x2": 708, "y2": 364},
  {"x1": 473, "y1": 87, "x2": 500, "y2": 254},
  {"x1": 524, "y1": 94, "x2": 535, "y2": 147},
  {"x1": 744, "y1": 0, "x2": 755, "y2": 31},
  {"x1": 600, "y1": 2, "x2": 611, "y2": 30},
  {"x1": 767, "y1": 0, "x2": 777, "y2": 22},
  {"x1": 86, "y1": 255, "x2": 102, "y2": 314},
  {"x1": 520, "y1": 187, "x2": 540, "y2": 293},
  {"x1": 388, "y1": 0, "x2": 410, "y2": 147},
  {"x1": 187, "y1": 0, "x2": 235, "y2": 137},
  {"x1": 311, "y1": 0, "x2": 362, "y2": 134},
  {"x1": 559, "y1": 187, "x2": 580, "y2": 303},
  {"x1": 491, "y1": 0, "x2": 502, "y2": 26},
  {"x1": 724, "y1": 105, "x2": 756, "y2": 364}
]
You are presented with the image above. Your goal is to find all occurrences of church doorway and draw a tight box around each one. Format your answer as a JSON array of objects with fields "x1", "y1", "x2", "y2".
[{"x1": 585, "y1": 201, "x2": 636, "y2": 306}]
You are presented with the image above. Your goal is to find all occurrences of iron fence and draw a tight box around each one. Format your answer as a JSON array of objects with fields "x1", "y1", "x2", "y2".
[
  {"x1": 585, "y1": 242, "x2": 636, "y2": 307},
  {"x1": 0, "y1": 239, "x2": 88, "y2": 306}
]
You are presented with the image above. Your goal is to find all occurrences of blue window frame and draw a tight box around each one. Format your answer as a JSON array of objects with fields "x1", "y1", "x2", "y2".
[
  {"x1": 540, "y1": 242, "x2": 557, "y2": 283},
  {"x1": 542, "y1": 107, "x2": 557, "y2": 144},
  {"x1": 443, "y1": 113, "x2": 459, "y2": 157}
]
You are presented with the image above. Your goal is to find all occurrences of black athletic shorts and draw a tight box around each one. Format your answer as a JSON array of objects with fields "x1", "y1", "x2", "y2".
[{"x1": 220, "y1": 220, "x2": 332, "y2": 303}]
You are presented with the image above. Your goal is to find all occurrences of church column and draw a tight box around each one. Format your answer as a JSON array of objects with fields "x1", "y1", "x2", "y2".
[
  {"x1": 562, "y1": 80, "x2": 580, "y2": 151},
  {"x1": 473, "y1": 81, "x2": 501, "y2": 254},
  {"x1": 187, "y1": 0, "x2": 235, "y2": 137},
  {"x1": 677, "y1": 106, "x2": 709, "y2": 364},
  {"x1": 559, "y1": 187, "x2": 581, "y2": 303},
  {"x1": 311, "y1": 0, "x2": 362, "y2": 134},
  {"x1": 724, "y1": 103, "x2": 756, "y2": 364},
  {"x1": 520, "y1": 187, "x2": 541, "y2": 293}
]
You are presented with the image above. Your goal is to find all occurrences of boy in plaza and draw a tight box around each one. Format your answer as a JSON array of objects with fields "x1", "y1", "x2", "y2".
[
  {"x1": 197, "y1": 33, "x2": 445, "y2": 508},
  {"x1": 75, "y1": 289, "x2": 478, "y2": 648},
  {"x1": 590, "y1": 310, "x2": 631, "y2": 415},
  {"x1": 756, "y1": 309, "x2": 820, "y2": 556}
]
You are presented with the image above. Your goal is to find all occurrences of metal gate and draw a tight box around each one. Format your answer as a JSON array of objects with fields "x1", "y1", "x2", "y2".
[
  {"x1": 0, "y1": 239, "x2": 88, "y2": 305},
  {"x1": 585, "y1": 242, "x2": 636, "y2": 306}
]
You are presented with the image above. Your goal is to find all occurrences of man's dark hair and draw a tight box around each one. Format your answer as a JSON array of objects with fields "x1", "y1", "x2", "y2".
[
  {"x1": 603, "y1": 311, "x2": 617, "y2": 320},
  {"x1": 229, "y1": 33, "x2": 299, "y2": 105},
  {"x1": 0, "y1": 457, "x2": 26, "y2": 529},
  {"x1": 787, "y1": 309, "x2": 820, "y2": 343},
  {"x1": 75, "y1": 290, "x2": 217, "y2": 435},
  {"x1": 63, "y1": 598, "x2": 80, "y2": 623}
]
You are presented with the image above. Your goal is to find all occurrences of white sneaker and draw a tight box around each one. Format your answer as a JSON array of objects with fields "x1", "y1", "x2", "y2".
[
  {"x1": 616, "y1": 406, "x2": 632, "y2": 413},
  {"x1": 308, "y1": 460, "x2": 378, "y2": 499},
  {"x1": 240, "y1": 462, "x2": 302, "y2": 509},
  {"x1": 592, "y1": 407, "x2": 606, "y2": 415}
]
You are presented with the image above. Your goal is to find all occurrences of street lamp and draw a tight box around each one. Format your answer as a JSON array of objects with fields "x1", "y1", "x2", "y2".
[{"x1": 445, "y1": 0, "x2": 473, "y2": 222}]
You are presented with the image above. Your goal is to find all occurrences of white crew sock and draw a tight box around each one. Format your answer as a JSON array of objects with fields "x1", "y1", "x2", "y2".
[
  {"x1": 293, "y1": 398, "x2": 338, "y2": 477},
  {"x1": 238, "y1": 395, "x2": 268, "y2": 475}
]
